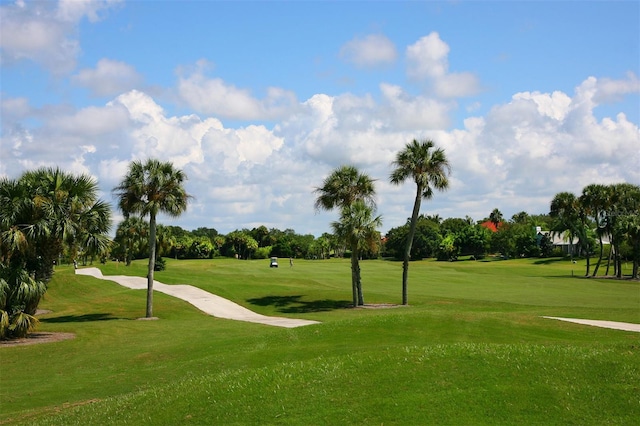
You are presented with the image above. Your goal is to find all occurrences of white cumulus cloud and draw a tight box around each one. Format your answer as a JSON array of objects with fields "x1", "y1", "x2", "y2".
[
  {"x1": 340, "y1": 34, "x2": 398, "y2": 67},
  {"x1": 0, "y1": 0, "x2": 121, "y2": 74},
  {"x1": 72, "y1": 59, "x2": 143, "y2": 97},
  {"x1": 405, "y1": 32, "x2": 480, "y2": 98}
]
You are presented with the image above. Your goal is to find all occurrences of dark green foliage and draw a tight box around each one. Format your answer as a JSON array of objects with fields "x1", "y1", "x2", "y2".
[
  {"x1": 154, "y1": 257, "x2": 166, "y2": 271},
  {"x1": 0, "y1": 168, "x2": 111, "y2": 339},
  {"x1": 384, "y1": 216, "x2": 442, "y2": 260}
]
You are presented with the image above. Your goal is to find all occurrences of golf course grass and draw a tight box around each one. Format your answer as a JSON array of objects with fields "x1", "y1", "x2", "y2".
[{"x1": 1, "y1": 257, "x2": 638, "y2": 425}]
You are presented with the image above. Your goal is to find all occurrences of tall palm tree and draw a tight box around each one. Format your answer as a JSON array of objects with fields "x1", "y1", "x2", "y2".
[
  {"x1": 390, "y1": 139, "x2": 451, "y2": 305},
  {"x1": 580, "y1": 184, "x2": 608, "y2": 276},
  {"x1": 113, "y1": 159, "x2": 191, "y2": 318},
  {"x1": 314, "y1": 165, "x2": 377, "y2": 306},
  {"x1": 331, "y1": 201, "x2": 382, "y2": 306}
]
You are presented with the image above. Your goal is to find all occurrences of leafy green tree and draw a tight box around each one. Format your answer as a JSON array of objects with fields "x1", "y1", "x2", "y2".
[
  {"x1": 113, "y1": 159, "x2": 190, "y2": 318},
  {"x1": 441, "y1": 217, "x2": 472, "y2": 236},
  {"x1": 456, "y1": 225, "x2": 491, "y2": 258},
  {"x1": 223, "y1": 230, "x2": 258, "y2": 259},
  {"x1": 331, "y1": 201, "x2": 382, "y2": 306},
  {"x1": 437, "y1": 234, "x2": 458, "y2": 261},
  {"x1": 384, "y1": 216, "x2": 442, "y2": 260},
  {"x1": 390, "y1": 139, "x2": 450, "y2": 305}
]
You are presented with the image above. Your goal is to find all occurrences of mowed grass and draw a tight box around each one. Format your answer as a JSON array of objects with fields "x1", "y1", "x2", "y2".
[{"x1": 1, "y1": 257, "x2": 639, "y2": 425}]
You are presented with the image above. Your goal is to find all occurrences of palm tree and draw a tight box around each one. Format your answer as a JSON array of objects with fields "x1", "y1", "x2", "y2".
[
  {"x1": 550, "y1": 191, "x2": 593, "y2": 275},
  {"x1": 113, "y1": 159, "x2": 191, "y2": 318},
  {"x1": 580, "y1": 184, "x2": 608, "y2": 276},
  {"x1": 314, "y1": 165, "x2": 377, "y2": 306},
  {"x1": 314, "y1": 165, "x2": 376, "y2": 212},
  {"x1": 489, "y1": 208, "x2": 503, "y2": 230},
  {"x1": 1, "y1": 168, "x2": 111, "y2": 339},
  {"x1": 331, "y1": 201, "x2": 382, "y2": 306},
  {"x1": 390, "y1": 139, "x2": 451, "y2": 305}
]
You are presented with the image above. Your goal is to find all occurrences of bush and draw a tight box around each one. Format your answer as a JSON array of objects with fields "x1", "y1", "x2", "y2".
[
  {"x1": 154, "y1": 257, "x2": 166, "y2": 271},
  {"x1": 253, "y1": 246, "x2": 272, "y2": 259}
]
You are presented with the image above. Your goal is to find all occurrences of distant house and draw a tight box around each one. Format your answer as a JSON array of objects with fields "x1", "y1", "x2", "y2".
[{"x1": 535, "y1": 226, "x2": 609, "y2": 256}]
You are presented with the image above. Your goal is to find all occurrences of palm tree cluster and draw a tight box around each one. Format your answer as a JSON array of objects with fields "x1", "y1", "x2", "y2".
[
  {"x1": 0, "y1": 168, "x2": 111, "y2": 339},
  {"x1": 315, "y1": 139, "x2": 451, "y2": 306},
  {"x1": 550, "y1": 183, "x2": 640, "y2": 278},
  {"x1": 314, "y1": 166, "x2": 382, "y2": 306}
]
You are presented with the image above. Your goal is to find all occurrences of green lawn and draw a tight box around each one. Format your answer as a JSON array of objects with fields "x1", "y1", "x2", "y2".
[{"x1": 1, "y1": 257, "x2": 638, "y2": 425}]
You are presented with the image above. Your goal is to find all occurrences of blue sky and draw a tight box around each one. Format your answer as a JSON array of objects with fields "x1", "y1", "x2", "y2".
[{"x1": 1, "y1": 0, "x2": 638, "y2": 236}]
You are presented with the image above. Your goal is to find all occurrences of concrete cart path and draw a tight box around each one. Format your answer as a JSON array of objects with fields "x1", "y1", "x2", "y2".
[
  {"x1": 542, "y1": 316, "x2": 640, "y2": 333},
  {"x1": 76, "y1": 268, "x2": 320, "y2": 328}
]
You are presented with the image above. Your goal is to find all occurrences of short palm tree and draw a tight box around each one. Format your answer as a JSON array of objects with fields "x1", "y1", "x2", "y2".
[
  {"x1": 314, "y1": 165, "x2": 376, "y2": 212},
  {"x1": 315, "y1": 165, "x2": 378, "y2": 306},
  {"x1": 331, "y1": 201, "x2": 382, "y2": 306},
  {"x1": 113, "y1": 159, "x2": 191, "y2": 318},
  {"x1": 390, "y1": 139, "x2": 451, "y2": 305}
]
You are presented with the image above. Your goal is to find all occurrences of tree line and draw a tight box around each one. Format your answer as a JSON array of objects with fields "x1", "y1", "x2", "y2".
[{"x1": 2, "y1": 142, "x2": 638, "y2": 339}]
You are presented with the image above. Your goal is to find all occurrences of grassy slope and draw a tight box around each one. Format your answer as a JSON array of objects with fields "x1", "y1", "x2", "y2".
[{"x1": 1, "y1": 257, "x2": 638, "y2": 425}]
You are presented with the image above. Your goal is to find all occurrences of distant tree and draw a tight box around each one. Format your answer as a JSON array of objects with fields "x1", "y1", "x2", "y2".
[
  {"x1": 384, "y1": 216, "x2": 442, "y2": 260},
  {"x1": 456, "y1": 225, "x2": 491, "y2": 258},
  {"x1": 550, "y1": 191, "x2": 594, "y2": 275},
  {"x1": 489, "y1": 208, "x2": 503, "y2": 230},
  {"x1": 437, "y1": 234, "x2": 458, "y2": 261},
  {"x1": 390, "y1": 139, "x2": 451, "y2": 305},
  {"x1": 113, "y1": 159, "x2": 190, "y2": 318},
  {"x1": 441, "y1": 217, "x2": 472, "y2": 236},
  {"x1": 113, "y1": 216, "x2": 148, "y2": 265},
  {"x1": 580, "y1": 184, "x2": 608, "y2": 276},
  {"x1": 511, "y1": 211, "x2": 530, "y2": 225}
]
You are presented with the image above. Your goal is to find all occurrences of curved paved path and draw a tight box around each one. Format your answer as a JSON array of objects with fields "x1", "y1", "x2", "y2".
[
  {"x1": 76, "y1": 268, "x2": 320, "y2": 328},
  {"x1": 542, "y1": 316, "x2": 640, "y2": 333}
]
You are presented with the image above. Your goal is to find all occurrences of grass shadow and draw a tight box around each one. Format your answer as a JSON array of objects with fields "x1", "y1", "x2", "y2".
[
  {"x1": 533, "y1": 258, "x2": 570, "y2": 265},
  {"x1": 247, "y1": 295, "x2": 352, "y2": 314},
  {"x1": 41, "y1": 313, "x2": 122, "y2": 323}
]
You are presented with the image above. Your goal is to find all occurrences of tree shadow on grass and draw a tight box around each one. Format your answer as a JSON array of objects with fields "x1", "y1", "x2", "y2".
[
  {"x1": 247, "y1": 295, "x2": 352, "y2": 314},
  {"x1": 533, "y1": 258, "x2": 570, "y2": 265},
  {"x1": 41, "y1": 313, "x2": 121, "y2": 323}
]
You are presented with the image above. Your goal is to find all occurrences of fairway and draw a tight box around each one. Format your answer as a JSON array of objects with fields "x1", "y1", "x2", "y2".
[{"x1": 1, "y1": 257, "x2": 639, "y2": 425}]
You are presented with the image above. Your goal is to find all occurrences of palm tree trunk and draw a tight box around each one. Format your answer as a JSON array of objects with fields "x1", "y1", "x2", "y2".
[
  {"x1": 605, "y1": 235, "x2": 613, "y2": 276},
  {"x1": 146, "y1": 214, "x2": 157, "y2": 318},
  {"x1": 584, "y1": 240, "x2": 590, "y2": 277},
  {"x1": 350, "y1": 249, "x2": 360, "y2": 307},
  {"x1": 592, "y1": 233, "x2": 604, "y2": 277},
  {"x1": 402, "y1": 186, "x2": 423, "y2": 305}
]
